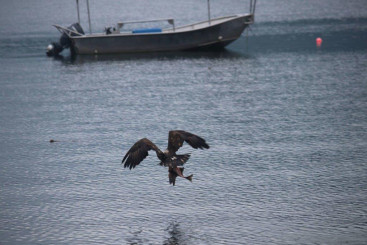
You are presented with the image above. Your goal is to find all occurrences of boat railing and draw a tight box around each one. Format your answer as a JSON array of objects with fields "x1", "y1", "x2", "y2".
[
  {"x1": 117, "y1": 18, "x2": 175, "y2": 33},
  {"x1": 171, "y1": 14, "x2": 251, "y2": 32},
  {"x1": 53, "y1": 24, "x2": 84, "y2": 38}
]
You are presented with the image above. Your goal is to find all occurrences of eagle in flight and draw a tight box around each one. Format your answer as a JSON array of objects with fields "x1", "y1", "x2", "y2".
[{"x1": 122, "y1": 130, "x2": 209, "y2": 185}]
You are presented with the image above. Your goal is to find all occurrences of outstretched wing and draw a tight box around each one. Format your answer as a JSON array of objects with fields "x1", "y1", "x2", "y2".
[
  {"x1": 167, "y1": 130, "x2": 209, "y2": 154},
  {"x1": 122, "y1": 138, "x2": 162, "y2": 170}
]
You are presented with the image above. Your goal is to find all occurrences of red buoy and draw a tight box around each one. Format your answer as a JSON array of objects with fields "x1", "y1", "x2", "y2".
[{"x1": 316, "y1": 37, "x2": 323, "y2": 47}]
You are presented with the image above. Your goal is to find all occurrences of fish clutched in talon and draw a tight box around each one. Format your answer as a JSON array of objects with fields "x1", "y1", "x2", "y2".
[{"x1": 121, "y1": 130, "x2": 209, "y2": 185}]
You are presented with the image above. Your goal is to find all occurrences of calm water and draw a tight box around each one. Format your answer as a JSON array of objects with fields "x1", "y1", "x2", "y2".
[{"x1": 1, "y1": 0, "x2": 367, "y2": 244}]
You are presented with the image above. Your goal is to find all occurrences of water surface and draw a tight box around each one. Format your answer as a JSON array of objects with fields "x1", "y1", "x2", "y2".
[{"x1": 1, "y1": 0, "x2": 367, "y2": 244}]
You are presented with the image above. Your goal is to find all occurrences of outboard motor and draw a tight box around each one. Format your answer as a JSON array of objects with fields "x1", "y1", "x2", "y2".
[{"x1": 46, "y1": 23, "x2": 84, "y2": 56}]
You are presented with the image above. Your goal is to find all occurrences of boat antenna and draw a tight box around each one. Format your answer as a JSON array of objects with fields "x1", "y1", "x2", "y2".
[
  {"x1": 250, "y1": 0, "x2": 257, "y2": 15},
  {"x1": 86, "y1": 0, "x2": 92, "y2": 34},
  {"x1": 207, "y1": 0, "x2": 211, "y2": 25},
  {"x1": 252, "y1": 0, "x2": 257, "y2": 15},
  {"x1": 76, "y1": 0, "x2": 80, "y2": 24}
]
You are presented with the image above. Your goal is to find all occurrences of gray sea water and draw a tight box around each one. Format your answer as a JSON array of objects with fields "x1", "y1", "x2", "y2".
[{"x1": 1, "y1": 0, "x2": 367, "y2": 244}]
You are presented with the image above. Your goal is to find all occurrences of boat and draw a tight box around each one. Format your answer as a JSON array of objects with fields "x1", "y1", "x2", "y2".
[{"x1": 47, "y1": 0, "x2": 257, "y2": 56}]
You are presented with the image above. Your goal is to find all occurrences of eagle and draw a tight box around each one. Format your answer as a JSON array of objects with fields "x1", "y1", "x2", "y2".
[{"x1": 122, "y1": 130, "x2": 209, "y2": 185}]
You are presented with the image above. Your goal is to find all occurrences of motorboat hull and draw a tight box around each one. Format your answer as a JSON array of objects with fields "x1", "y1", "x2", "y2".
[{"x1": 70, "y1": 14, "x2": 253, "y2": 55}]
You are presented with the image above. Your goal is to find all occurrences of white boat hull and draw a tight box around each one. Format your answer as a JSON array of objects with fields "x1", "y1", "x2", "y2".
[{"x1": 70, "y1": 14, "x2": 253, "y2": 54}]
